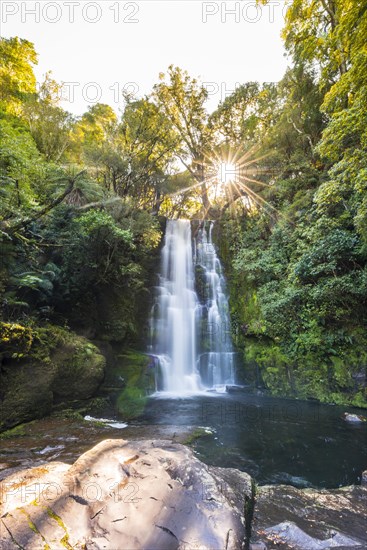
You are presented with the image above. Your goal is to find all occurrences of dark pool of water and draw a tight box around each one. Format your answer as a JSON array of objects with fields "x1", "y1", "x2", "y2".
[
  {"x1": 1, "y1": 392, "x2": 366, "y2": 490},
  {"x1": 139, "y1": 392, "x2": 367, "y2": 489}
]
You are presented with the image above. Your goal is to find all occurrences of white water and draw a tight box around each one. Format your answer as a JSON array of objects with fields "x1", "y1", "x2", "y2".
[
  {"x1": 195, "y1": 222, "x2": 236, "y2": 390},
  {"x1": 150, "y1": 219, "x2": 235, "y2": 395}
]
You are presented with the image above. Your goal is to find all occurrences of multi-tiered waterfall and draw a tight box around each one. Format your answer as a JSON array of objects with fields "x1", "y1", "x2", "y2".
[
  {"x1": 150, "y1": 219, "x2": 235, "y2": 394},
  {"x1": 195, "y1": 221, "x2": 235, "y2": 389}
]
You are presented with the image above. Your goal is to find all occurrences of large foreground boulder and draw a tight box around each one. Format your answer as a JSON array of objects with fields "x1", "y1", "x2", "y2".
[
  {"x1": 0, "y1": 439, "x2": 250, "y2": 549},
  {"x1": 1, "y1": 439, "x2": 366, "y2": 549}
]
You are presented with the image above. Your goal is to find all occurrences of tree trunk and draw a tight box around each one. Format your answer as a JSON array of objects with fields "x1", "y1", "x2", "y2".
[{"x1": 2, "y1": 170, "x2": 86, "y2": 236}]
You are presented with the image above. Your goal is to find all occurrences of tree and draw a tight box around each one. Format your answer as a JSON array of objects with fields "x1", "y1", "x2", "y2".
[
  {"x1": 118, "y1": 97, "x2": 176, "y2": 209},
  {"x1": 315, "y1": 53, "x2": 367, "y2": 241},
  {"x1": 265, "y1": 65, "x2": 325, "y2": 162},
  {"x1": 0, "y1": 117, "x2": 42, "y2": 220},
  {"x1": 209, "y1": 82, "x2": 278, "y2": 147},
  {"x1": 24, "y1": 73, "x2": 74, "y2": 162},
  {"x1": 0, "y1": 37, "x2": 38, "y2": 115},
  {"x1": 1, "y1": 169, "x2": 87, "y2": 236},
  {"x1": 281, "y1": 0, "x2": 367, "y2": 103},
  {"x1": 71, "y1": 103, "x2": 120, "y2": 190},
  {"x1": 73, "y1": 100, "x2": 176, "y2": 212},
  {"x1": 153, "y1": 65, "x2": 213, "y2": 210}
]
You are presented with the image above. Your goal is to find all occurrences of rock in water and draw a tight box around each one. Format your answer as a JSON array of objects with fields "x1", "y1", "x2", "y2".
[
  {"x1": 343, "y1": 412, "x2": 366, "y2": 423},
  {"x1": 252, "y1": 483, "x2": 367, "y2": 549},
  {"x1": 0, "y1": 439, "x2": 250, "y2": 549}
]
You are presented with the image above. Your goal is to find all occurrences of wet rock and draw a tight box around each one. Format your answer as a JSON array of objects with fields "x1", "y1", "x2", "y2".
[
  {"x1": 51, "y1": 340, "x2": 105, "y2": 401},
  {"x1": 361, "y1": 470, "x2": 367, "y2": 487},
  {"x1": 0, "y1": 332, "x2": 105, "y2": 431},
  {"x1": 249, "y1": 543, "x2": 267, "y2": 550},
  {"x1": 252, "y1": 483, "x2": 367, "y2": 549},
  {"x1": 226, "y1": 384, "x2": 253, "y2": 393},
  {"x1": 343, "y1": 412, "x2": 366, "y2": 423},
  {"x1": 0, "y1": 439, "x2": 249, "y2": 550},
  {"x1": 1, "y1": 438, "x2": 366, "y2": 550}
]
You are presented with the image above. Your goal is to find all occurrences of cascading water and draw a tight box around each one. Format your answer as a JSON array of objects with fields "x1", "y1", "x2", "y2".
[
  {"x1": 150, "y1": 219, "x2": 235, "y2": 394},
  {"x1": 150, "y1": 220, "x2": 201, "y2": 393},
  {"x1": 195, "y1": 222, "x2": 235, "y2": 390}
]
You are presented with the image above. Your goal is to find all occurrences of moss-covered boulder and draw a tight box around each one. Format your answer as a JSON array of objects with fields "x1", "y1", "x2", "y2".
[
  {"x1": 99, "y1": 348, "x2": 154, "y2": 419},
  {"x1": 51, "y1": 341, "x2": 105, "y2": 401},
  {"x1": 115, "y1": 350, "x2": 155, "y2": 418},
  {"x1": 0, "y1": 324, "x2": 105, "y2": 431},
  {"x1": 0, "y1": 322, "x2": 34, "y2": 358}
]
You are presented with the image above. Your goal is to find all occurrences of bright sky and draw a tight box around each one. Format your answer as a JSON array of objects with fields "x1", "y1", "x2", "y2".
[{"x1": 1, "y1": 0, "x2": 289, "y2": 115}]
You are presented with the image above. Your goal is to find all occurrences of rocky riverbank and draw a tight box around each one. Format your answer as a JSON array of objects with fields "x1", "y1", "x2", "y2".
[{"x1": 0, "y1": 439, "x2": 366, "y2": 549}]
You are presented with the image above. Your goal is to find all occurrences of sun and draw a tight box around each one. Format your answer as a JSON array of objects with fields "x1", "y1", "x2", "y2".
[
  {"x1": 166, "y1": 144, "x2": 279, "y2": 217},
  {"x1": 217, "y1": 161, "x2": 238, "y2": 186}
]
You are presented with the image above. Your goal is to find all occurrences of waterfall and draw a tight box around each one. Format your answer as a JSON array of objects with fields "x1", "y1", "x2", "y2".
[
  {"x1": 150, "y1": 219, "x2": 235, "y2": 394},
  {"x1": 195, "y1": 222, "x2": 235, "y2": 390}
]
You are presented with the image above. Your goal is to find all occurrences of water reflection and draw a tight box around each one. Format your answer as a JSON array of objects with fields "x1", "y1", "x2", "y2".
[{"x1": 142, "y1": 392, "x2": 367, "y2": 489}]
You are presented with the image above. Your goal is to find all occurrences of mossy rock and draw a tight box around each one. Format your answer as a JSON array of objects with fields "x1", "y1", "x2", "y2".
[
  {"x1": 182, "y1": 427, "x2": 214, "y2": 446},
  {"x1": 51, "y1": 340, "x2": 105, "y2": 400},
  {"x1": 116, "y1": 386, "x2": 147, "y2": 419},
  {"x1": 0, "y1": 422, "x2": 33, "y2": 439},
  {"x1": 0, "y1": 354, "x2": 57, "y2": 430},
  {"x1": 242, "y1": 337, "x2": 367, "y2": 408},
  {"x1": 195, "y1": 264, "x2": 208, "y2": 303},
  {"x1": 0, "y1": 324, "x2": 106, "y2": 432},
  {"x1": 0, "y1": 322, "x2": 34, "y2": 358},
  {"x1": 111, "y1": 350, "x2": 154, "y2": 419}
]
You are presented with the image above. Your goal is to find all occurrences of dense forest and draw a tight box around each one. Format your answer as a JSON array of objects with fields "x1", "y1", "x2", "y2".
[{"x1": 1, "y1": 0, "x2": 366, "y2": 432}]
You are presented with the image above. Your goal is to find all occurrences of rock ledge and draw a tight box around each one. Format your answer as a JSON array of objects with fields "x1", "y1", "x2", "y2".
[{"x1": 1, "y1": 439, "x2": 366, "y2": 550}]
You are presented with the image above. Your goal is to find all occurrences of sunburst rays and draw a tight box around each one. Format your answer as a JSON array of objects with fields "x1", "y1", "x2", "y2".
[
  {"x1": 202, "y1": 145, "x2": 278, "y2": 216},
  {"x1": 165, "y1": 144, "x2": 279, "y2": 219}
]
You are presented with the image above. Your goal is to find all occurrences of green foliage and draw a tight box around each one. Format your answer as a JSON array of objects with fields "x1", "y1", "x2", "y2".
[
  {"x1": 225, "y1": 204, "x2": 367, "y2": 406},
  {"x1": 24, "y1": 73, "x2": 74, "y2": 162},
  {"x1": 0, "y1": 37, "x2": 37, "y2": 114},
  {"x1": 57, "y1": 208, "x2": 158, "y2": 308},
  {"x1": 0, "y1": 38, "x2": 194, "y2": 428},
  {"x1": 71, "y1": 208, "x2": 135, "y2": 283},
  {"x1": 153, "y1": 65, "x2": 213, "y2": 209},
  {"x1": 209, "y1": 82, "x2": 279, "y2": 147},
  {"x1": 215, "y1": 0, "x2": 367, "y2": 408},
  {"x1": 0, "y1": 117, "x2": 43, "y2": 218}
]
